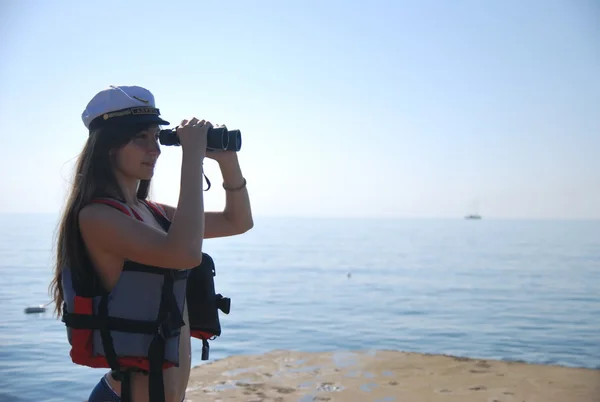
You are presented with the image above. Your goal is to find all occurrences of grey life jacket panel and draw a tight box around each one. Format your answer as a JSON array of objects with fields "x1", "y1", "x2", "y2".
[{"x1": 90, "y1": 267, "x2": 187, "y2": 364}]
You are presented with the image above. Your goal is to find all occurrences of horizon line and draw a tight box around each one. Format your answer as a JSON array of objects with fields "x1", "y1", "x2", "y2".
[{"x1": 0, "y1": 212, "x2": 598, "y2": 222}]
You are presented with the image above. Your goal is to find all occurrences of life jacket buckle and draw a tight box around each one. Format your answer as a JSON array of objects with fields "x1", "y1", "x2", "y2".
[
  {"x1": 216, "y1": 294, "x2": 231, "y2": 315},
  {"x1": 156, "y1": 320, "x2": 173, "y2": 340}
]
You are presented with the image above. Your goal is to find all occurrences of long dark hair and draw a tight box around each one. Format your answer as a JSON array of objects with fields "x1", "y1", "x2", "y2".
[{"x1": 49, "y1": 122, "x2": 155, "y2": 317}]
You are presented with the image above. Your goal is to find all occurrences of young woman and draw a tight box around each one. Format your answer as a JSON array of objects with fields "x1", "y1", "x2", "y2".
[{"x1": 48, "y1": 85, "x2": 253, "y2": 402}]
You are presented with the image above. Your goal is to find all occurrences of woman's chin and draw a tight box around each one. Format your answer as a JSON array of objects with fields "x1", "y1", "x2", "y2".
[
  {"x1": 139, "y1": 165, "x2": 156, "y2": 180},
  {"x1": 135, "y1": 171, "x2": 154, "y2": 180}
]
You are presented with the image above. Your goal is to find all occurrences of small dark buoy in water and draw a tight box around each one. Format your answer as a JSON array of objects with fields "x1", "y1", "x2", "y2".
[
  {"x1": 347, "y1": 272, "x2": 351, "y2": 278},
  {"x1": 24, "y1": 305, "x2": 47, "y2": 314}
]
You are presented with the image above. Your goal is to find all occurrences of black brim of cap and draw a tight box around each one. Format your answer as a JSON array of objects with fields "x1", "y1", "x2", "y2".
[{"x1": 122, "y1": 114, "x2": 170, "y2": 127}]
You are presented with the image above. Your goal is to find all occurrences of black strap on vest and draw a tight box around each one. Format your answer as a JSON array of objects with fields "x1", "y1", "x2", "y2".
[
  {"x1": 147, "y1": 271, "x2": 175, "y2": 402},
  {"x1": 99, "y1": 295, "x2": 137, "y2": 402},
  {"x1": 64, "y1": 312, "x2": 163, "y2": 333},
  {"x1": 98, "y1": 295, "x2": 120, "y2": 372},
  {"x1": 121, "y1": 371, "x2": 132, "y2": 401}
]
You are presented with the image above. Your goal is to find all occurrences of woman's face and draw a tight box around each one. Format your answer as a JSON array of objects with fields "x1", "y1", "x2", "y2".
[{"x1": 113, "y1": 125, "x2": 161, "y2": 180}]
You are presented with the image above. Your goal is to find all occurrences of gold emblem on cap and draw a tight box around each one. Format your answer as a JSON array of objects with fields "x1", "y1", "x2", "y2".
[{"x1": 101, "y1": 107, "x2": 160, "y2": 121}]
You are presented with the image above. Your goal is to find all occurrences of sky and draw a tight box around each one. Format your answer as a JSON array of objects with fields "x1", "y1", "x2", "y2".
[{"x1": 1, "y1": 0, "x2": 599, "y2": 219}]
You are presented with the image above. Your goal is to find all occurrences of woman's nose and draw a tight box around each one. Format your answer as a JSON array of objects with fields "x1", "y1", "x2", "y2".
[{"x1": 148, "y1": 139, "x2": 161, "y2": 155}]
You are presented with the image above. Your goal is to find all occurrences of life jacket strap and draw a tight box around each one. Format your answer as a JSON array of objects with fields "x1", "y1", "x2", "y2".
[
  {"x1": 98, "y1": 295, "x2": 120, "y2": 374},
  {"x1": 63, "y1": 312, "x2": 166, "y2": 334},
  {"x1": 142, "y1": 200, "x2": 169, "y2": 220},
  {"x1": 202, "y1": 339, "x2": 210, "y2": 360},
  {"x1": 148, "y1": 270, "x2": 176, "y2": 402},
  {"x1": 121, "y1": 371, "x2": 132, "y2": 402},
  {"x1": 107, "y1": 370, "x2": 135, "y2": 402},
  {"x1": 93, "y1": 198, "x2": 143, "y2": 221},
  {"x1": 141, "y1": 200, "x2": 171, "y2": 231}
]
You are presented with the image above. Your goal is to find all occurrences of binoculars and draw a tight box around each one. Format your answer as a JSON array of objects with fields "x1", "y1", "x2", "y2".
[{"x1": 159, "y1": 125, "x2": 242, "y2": 152}]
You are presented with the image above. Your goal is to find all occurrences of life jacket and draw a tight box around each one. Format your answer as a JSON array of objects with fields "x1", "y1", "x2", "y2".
[{"x1": 60, "y1": 197, "x2": 231, "y2": 402}]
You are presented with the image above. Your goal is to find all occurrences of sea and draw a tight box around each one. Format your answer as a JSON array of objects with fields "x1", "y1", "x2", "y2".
[{"x1": 0, "y1": 214, "x2": 599, "y2": 401}]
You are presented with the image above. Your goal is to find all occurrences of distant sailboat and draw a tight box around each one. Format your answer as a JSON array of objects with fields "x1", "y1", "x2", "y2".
[{"x1": 465, "y1": 199, "x2": 482, "y2": 220}]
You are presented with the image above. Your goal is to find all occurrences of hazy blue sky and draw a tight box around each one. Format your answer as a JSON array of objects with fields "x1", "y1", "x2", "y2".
[{"x1": 1, "y1": 0, "x2": 598, "y2": 219}]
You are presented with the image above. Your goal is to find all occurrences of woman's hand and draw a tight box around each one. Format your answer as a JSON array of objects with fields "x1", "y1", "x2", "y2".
[{"x1": 177, "y1": 117, "x2": 212, "y2": 155}]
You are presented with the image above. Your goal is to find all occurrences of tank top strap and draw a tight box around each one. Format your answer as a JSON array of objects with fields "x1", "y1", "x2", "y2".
[{"x1": 141, "y1": 200, "x2": 169, "y2": 221}]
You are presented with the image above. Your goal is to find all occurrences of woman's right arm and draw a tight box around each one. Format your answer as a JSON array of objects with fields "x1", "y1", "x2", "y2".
[{"x1": 78, "y1": 118, "x2": 209, "y2": 270}]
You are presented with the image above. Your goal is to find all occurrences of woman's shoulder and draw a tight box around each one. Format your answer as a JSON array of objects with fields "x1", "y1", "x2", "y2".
[
  {"x1": 80, "y1": 198, "x2": 138, "y2": 220},
  {"x1": 79, "y1": 199, "x2": 134, "y2": 233}
]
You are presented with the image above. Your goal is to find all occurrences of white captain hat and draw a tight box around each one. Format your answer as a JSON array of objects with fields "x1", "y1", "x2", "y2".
[{"x1": 81, "y1": 85, "x2": 170, "y2": 131}]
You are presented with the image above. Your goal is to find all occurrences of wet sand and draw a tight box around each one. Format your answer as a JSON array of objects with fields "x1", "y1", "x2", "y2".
[{"x1": 185, "y1": 349, "x2": 600, "y2": 401}]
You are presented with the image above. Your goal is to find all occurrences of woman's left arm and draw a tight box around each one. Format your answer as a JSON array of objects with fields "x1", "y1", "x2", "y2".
[{"x1": 159, "y1": 152, "x2": 254, "y2": 239}]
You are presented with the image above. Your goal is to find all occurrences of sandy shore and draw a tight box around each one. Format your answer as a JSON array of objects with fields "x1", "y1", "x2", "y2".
[{"x1": 184, "y1": 349, "x2": 599, "y2": 402}]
